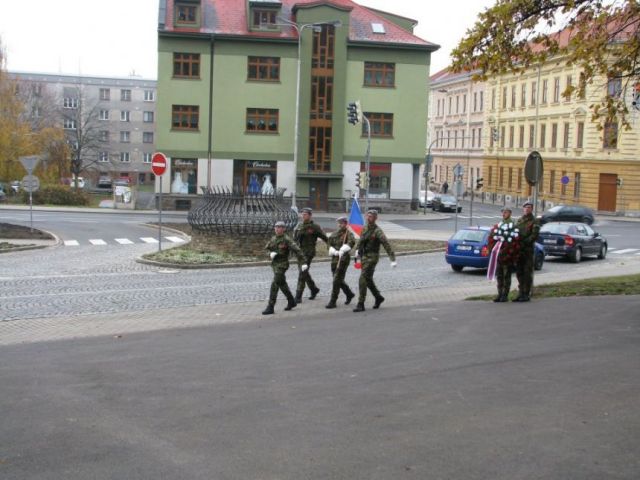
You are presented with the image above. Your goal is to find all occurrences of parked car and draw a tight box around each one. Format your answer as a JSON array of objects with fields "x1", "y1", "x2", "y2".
[
  {"x1": 537, "y1": 222, "x2": 607, "y2": 263},
  {"x1": 10, "y1": 180, "x2": 21, "y2": 193},
  {"x1": 97, "y1": 176, "x2": 113, "y2": 189},
  {"x1": 432, "y1": 194, "x2": 462, "y2": 213},
  {"x1": 540, "y1": 205, "x2": 594, "y2": 225},
  {"x1": 445, "y1": 226, "x2": 545, "y2": 272},
  {"x1": 419, "y1": 190, "x2": 435, "y2": 208}
]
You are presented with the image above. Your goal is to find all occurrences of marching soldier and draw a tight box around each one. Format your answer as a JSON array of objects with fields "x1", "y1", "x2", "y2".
[
  {"x1": 489, "y1": 206, "x2": 518, "y2": 302},
  {"x1": 514, "y1": 201, "x2": 541, "y2": 302},
  {"x1": 293, "y1": 207, "x2": 328, "y2": 303},
  {"x1": 263, "y1": 221, "x2": 307, "y2": 315},
  {"x1": 325, "y1": 216, "x2": 356, "y2": 309},
  {"x1": 353, "y1": 210, "x2": 397, "y2": 312}
]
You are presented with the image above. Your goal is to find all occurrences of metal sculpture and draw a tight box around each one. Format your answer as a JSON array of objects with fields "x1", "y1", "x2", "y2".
[{"x1": 188, "y1": 185, "x2": 298, "y2": 235}]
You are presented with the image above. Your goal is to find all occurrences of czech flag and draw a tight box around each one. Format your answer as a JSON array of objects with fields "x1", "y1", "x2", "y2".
[{"x1": 348, "y1": 198, "x2": 364, "y2": 236}]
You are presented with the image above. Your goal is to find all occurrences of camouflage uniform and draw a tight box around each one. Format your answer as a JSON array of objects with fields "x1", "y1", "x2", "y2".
[
  {"x1": 294, "y1": 219, "x2": 328, "y2": 301},
  {"x1": 326, "y1": 224, "x2": 356, "y2": 307},
  {"x1": 354, "y1": 221, "x2": 395, "y2": 311},
  {"x1": 264, "y1": 232, "x2": 305, "y2": 312},
  {"x1": 488, "y1": 213, "x2": 518, "y2": 302},
  {"x1": 515, "y1": 212, "x2": 541, "y2": 300}
]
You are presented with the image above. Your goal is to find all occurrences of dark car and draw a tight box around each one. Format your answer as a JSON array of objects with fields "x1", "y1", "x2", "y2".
[
  {"x1": 445, "y1": 226, "x2": 544, "y2": 272},
  {"x1": 540, "y1": 205, "x2": 594, "y2": 225},
  {"x1": 432, "y1": 194, "x2": 462, "y2": 213},
  {"x1": 537, "y1": 222, "x2": 607, "y2": 263}
]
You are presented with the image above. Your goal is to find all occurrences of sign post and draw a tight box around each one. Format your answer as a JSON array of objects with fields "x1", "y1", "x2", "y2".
[
  {"x1": 524, "y1": 151, "x2": 544, "y2": 216},
  {"x1": 19, "y1": 156, "x2": 41, "y2": 233},
  {"x1": 152, "y1": 152, "x2": 168, "y2": 252}
]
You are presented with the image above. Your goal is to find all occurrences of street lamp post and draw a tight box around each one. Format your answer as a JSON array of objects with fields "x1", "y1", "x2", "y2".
[{"x1": 276, "y1": 17, "x2": 341, "y2": 209}]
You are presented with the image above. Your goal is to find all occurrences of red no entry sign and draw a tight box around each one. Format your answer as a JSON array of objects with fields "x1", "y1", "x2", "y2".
[{"x1": 151, "y1": 152, "x2": 167, "y2": 176}]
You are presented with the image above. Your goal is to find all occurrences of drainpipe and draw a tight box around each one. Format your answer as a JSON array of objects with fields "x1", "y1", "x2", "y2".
[{"x1": 207, "y1": 35, "x2": 214, "y2": 189}]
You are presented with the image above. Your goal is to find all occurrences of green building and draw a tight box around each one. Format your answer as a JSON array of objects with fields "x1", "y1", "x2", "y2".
[{"x1": 157, "y1": 0, "x2": 438, "y2": 212}]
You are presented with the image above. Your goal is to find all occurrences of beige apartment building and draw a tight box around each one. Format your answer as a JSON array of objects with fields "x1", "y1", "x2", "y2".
[
  {"x1": 482, "y1": 58, "x2": 639, "y2": 214},
  {"x1": 428, "y1": 68, "x2": 485, "y2": 196}
]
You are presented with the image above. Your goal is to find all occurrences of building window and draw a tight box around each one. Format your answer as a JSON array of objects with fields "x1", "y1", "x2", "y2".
[
  {"x1": 499, "y1": 166, "x2": 504, "y2": 187},
  {"x1": 551, "y1": 123, "x2": 558, "y2": 148},
  {"x1": 173, "y1": 52, "x2": 200, "y2": 78},
  {"x1": 120, "y1": 152, "x2": 130, "y2": 163},
  {"x1": 540, "y1": 124, "x2": 546, "y2": 148},
  {"x1": 246, "y1": 108, "x2": 278, "y2": 133},
  {"x1": 563, "y1": 123, "x2": 570, "y2": 149},
  {"x1": 99, "y1": 130, "x2": 109, "y2": 142},
  {"x1": 521, "y1": 83, "x2": 526, "y2": 107},
  {"x1": 63, "y1": 97, "x2": 78, "y2": 109},
  {"x1": 561, "y1": 170, "x2": 567, "y2": 195},
  {"x1": 248, "y1": 56, "x2": 280, "y2": 82},
  {"x1": 531, "y1": 81, "x2": 537, "y2": 105},
  {"x1": 478, "y1": 127, "x2": 482, "y2": 147},
  {"x1": 542, "y1": 79, "x2": 548, "y2": 103},
  {"x1": 509, "y1": 125, "x2": 514, "y2": 148},
  {"x1": 308, "y1": 127, "x2": 332, "y2": 172},
  {"x1": 603, "y1": 121, "x2": 618, "y2": 149},
  {"x1": 63, "y1": 118, "x2": 76, "y2": 130},
  {"x1": 172, "y1": 105, "x2": 199, "y2": 130},
  {"x1": 120, "y1": 110, "x2": 130, "y2": 122},
  {"x1": 529, "y1": 125, "x2": 535, "y2": 148},
  {"x1": 473, "y1": 92, "x2": 477, "y2": 112},
  {"x1": 553, "y1": 77, "x2": 560, "y2": 103},
  {"x1": 491, "y1": 88, "x2": 496, "y2": 110},
  {"x1": 99, "y1": 109, "x2": 109, "y2": 120},
  {"x1": 456, "y1": 96, "x2": 460, "y2": 113},
  {"x1": 519, "y1": 125, "x2": 525, "y2": 148},
  {"x1": 120, "y1": 131, "x2": 130, "y2": 143},
  {"x1": 500, "y1": 126, "x2": 505, "y2": 148},
  {"x1": 143, "y1": 153, "x2": 152, "y2": 163},
  {"x1": 99, "y1": 152, "x2": 109, "y2": 162},
  {"x1": 576, "y1": 121, "x2": 584, "y2": 148},
  {"x1": 517, "y1": 168, "x2": 523, "y2": 191},
  {"x1": 565, "y1": 75, "x2": 572, "y2": 101},
  {"x1": 574, "y1": 172, "x2": 581, "y2": 199},
  {"x1": 607, "y1": 78, "x2": 622, "y2": 98},
  {"x1": 365, "y1": 112, "x2": 393, "y2": 137},
  {"x1": 144, "y1": 90, "x2": 155, "y2": 101},
  {"x1": 252, "y1": 9, "x2": 277, "y2": 28},
  {"x1": 121, "y1": 89, "x2": 131, "y2": 101},
  {"x1": 143, "y1": 111, "x2": 154, "y2": 123},
  {"x1": 364, "y1": 62, "x2": 395, "y2": 87},
  {"x1": 143, "y1": 132, "x2": 154, "y2": 143},
  {"x1": 502, "y1": 86, "x2": 507, "y2": 109},
  {"x1": 463, "y1": 94, "x2": 467, "y2": 113},
  {"x1": 448, "y1": 97, "x2": 452, "y2": 114},
  {"x1": 176, "y1": 3, "x2": 198, "y2": 24},
  {"x1": 508, "y1": 167, "x2": 513, "y2": 190},
  {"x1": 488, "y1": 165, "x2": 493, "y2": 186},
  {"x1": 511, "y1": 85, "x2": 516, "y2": 108},
  {"x1": 549, "y1": 170, "x2": 555, "y2": 194},
  {"x1": 479, "y1": 91, "x2": 483, "y2": 111},
  {"x1": 99, "y1": 88, "x2": 110, "y2": 101},
  {"x1": 578, "y1": 72, "x2": 587, "y2": 99}
]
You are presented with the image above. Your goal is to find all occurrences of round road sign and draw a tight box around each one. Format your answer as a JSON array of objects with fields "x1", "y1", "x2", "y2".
[
  {"x1": 524, "y1": 151, "x2": 544, "y2": 186},
  {"x1": 151, "y1": 152, "x2": 167, "y2": 176}
]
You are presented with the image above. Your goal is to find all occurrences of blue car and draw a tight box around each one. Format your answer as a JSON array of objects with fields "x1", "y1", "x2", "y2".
[{"x1": 445, "y1": 226, "x2": 545, "y2": 272}]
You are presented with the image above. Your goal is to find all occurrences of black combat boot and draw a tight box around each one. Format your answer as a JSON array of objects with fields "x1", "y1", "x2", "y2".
[
  {"x1": 325, "y1": 301, "x2": 337, "y2": 309},
  {"x1": 295, "y1": 293, "x2": 303, "y2": 304},
  {"x1": 262, "y1": 305, "x2": 275, "y2": 315},
  {"x1": 344, "y1": 291, "x2": 355, "y2": 305},
  {"x1": 284, "y1": 297, "x2": 297, "y2": 311},
  {"x1": 373, "y1": 296, "x2": 385, "y2": 309},
  {"x1": 493, "y1": 294, "x2": 503, "y2": 302},
  {"x1": 353, "y1": 303, "x2": 365, "y2": 313},
  {"x1": 309, "y1": 287, "x2": 320, "y2": 300}
]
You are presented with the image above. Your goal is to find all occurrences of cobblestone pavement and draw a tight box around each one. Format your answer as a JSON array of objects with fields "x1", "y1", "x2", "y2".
[{"x1": 2, "y1": 238, "x2": 640, "y2": 345}]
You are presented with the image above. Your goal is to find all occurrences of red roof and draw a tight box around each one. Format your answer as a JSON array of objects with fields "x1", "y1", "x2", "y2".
[{"x1": 162, "y1": 0, "x2": 438, "y2": 49}]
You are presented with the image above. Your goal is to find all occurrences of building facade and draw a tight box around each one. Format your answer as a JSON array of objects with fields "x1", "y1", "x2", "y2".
[
  {"x1": 10, "y1": 72, "x2": 157, "y2": 186},
  {"x1": 428, "y1": 69, "x2": 486, "y2": 196},
  {"x1": 156, "y1": 0, "x2": 438, "y2": 212}
]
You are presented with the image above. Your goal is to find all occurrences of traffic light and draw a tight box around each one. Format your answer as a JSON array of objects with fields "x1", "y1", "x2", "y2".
[
  {"x1": 355, "y1": 172, "x2": 361, "y2": 188},
  {"x1": 347, "y1": 100, "x2": 361, "y2": 125},
  {"x1": 359, "y1": 171, "x2": 368, "y2": 189},
  {"x1": 476, "y1": 177, "x2": 484, "y2": 189},
  {"x1": 491, "y1": 127, "x2": 499, "y2": 143}
]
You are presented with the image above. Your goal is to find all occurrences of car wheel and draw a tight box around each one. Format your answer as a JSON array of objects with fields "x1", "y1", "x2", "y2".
[
  {"x1": 597, "y1": 244, "x2": 607, "y2": 259},
  {"x1": 439, "y1": 205, "x2": 444, "y2": 212},
  {"x1": 534, "y1": 253, "x2": 544, "y2": 271},
  {"x1": 569, "y1": 247, "x2": 582, "y2": 263},
  {"x1": 451, "y1": 265, "x2": 464, "y2": 272}
]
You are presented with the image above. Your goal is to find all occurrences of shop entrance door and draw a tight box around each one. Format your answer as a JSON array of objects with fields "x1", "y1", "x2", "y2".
[{"x1": 309, "y1": 180, "x2": 328, "y2": 211}]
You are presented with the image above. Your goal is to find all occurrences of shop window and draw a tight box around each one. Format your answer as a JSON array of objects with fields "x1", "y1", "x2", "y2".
[
  {"x1": 233, "y1": 160, "x2": 277, "y2": 194},
  {"x1": 362, "y1": 162, "x2": 391, "y2": 199},
  {"x1": 171, "y1": 158, "x2": 198, "y2": 194}
]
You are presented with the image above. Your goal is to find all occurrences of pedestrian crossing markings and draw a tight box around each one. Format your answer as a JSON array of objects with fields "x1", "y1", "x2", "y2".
[{"x1": 64, "y1": 237, "x2": 186, "y2": 246}]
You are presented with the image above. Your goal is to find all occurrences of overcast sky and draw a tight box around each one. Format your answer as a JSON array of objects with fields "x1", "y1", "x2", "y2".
[{"x1": 0, "y1": 0, "x2": 495, "y2": 79}]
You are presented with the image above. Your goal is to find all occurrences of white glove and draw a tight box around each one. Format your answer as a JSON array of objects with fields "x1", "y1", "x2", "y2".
[
  {"x1": 269, "y1": 252, "x2": 277, "y2": 260},
  {"x1": 339, "y1": 244, "x2": 351, "y2": 255},
  {"x1": 328, "y1": 246, "x2": 338, "y2": 257},
  {"x1": 301, "y1": 264, "x2": 309, "y2": 272},
  {"x1": 390, "y1": 261, "x2": 397, "y2": 268}
]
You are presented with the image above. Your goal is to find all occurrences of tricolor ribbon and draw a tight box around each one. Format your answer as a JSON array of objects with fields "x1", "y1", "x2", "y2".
[{"x1": 486, "y1": 240, "x2": 503, "y2": 281}]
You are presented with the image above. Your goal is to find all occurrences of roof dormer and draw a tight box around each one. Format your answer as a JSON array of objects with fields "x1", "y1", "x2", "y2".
[
  {"x1": 174, "y1": 0, "x2": 201, "y2": 29},
  {"x1": 248, "y1": 0, "x2": 282, "y2": 31}
]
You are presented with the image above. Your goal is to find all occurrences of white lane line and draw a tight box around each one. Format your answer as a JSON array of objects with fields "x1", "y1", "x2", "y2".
[
  {"x1": 63, "y1": 240, "x2": 80, "y2": 246},
  {"x1": 611, "y1": 248, "x2": 639, "y2": 254},
  {"x1": 89, "y1": 239, "x2": 108, "y2": 245},
  {"x1": 165, "y1": 236, "x2": 186, "y2": 243},
  {"x1": 140, "y1": 237, "x2": 159, "y2": 244},
  {"x1": 115, "y1": 238, "x2": 134, "y2": 245}
]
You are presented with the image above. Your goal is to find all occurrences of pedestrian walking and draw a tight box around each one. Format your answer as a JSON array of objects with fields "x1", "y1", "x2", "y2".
[
  {"x1": 293, "y1": 207, "x2": 328, "y2": 303},
  {"x1": 487, "y1": 207, "x2": 520, "y2": 302},
  {"x1": 325, "y1": 216, "x2": 356, "y2": 309},
  {"x1": 263, "y1": 221, "x2": 307, "y2": 315},
  {"x1": 514, "y1": 201, "x2": 541, "y2": 302},
  {"x1": 442, "y1": 181, "x2": 449, "y2": 194},
  {"x1": 353, "y1": 210, "x2": 397, "y2": 312}
]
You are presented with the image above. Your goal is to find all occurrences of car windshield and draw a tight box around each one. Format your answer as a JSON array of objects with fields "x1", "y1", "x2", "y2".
[
  {"x1": 440, "y1": 195, "x2": 456, "y2": 202},
  {"x1": 451, "y1": 229, "x2": 486, "y2": 242},
  {"x1": 547, "y1": 206, "x2": 563, "y2": 213},
  {"x1": 541, "y1": 223, "x2": 570, "y2": 234}
]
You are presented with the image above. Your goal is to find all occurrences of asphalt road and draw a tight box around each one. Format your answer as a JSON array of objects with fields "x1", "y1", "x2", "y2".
[{"x1": 1, "y1": 295, "x2": 638, "y2": 479}]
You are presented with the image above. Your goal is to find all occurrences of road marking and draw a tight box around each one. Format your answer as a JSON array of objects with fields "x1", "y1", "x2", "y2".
[
  {"x1": 115, "y1": 238, "x2": 134, "y2": 245},
  {"x1": 140, "y1": 237, "x2": 159, "y2": 244},
  {"x1": 165, "y1": 236, "x2": 186, "y2": 243},
  {"x1": 89, "y1": 239, "x2": 107, "y2": 245},
  {"x1": 611, "y1": 248, "x2": 639, "y2": 255},
  {"x1": 63, "y1": 240, "x2": 80, "y2": 246}
]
